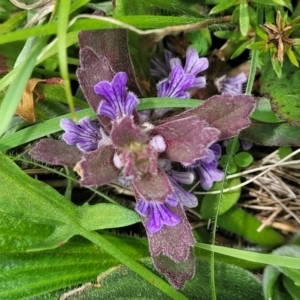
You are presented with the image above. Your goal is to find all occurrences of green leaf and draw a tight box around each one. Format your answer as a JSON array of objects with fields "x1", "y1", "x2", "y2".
[
  {"x1": 0, "y1": 154, "x2": 185, "y2": 299},
  {"x1": 278, "y1": 146, "x2": 293, "y2": 159},
  {"x1": 239, "y1": 0, "x2": 249, "y2": 37},
  {"x1": 283, "y1": 275, "x2": 300, "y2": 300},
  {"x1": 241, "y1": 121, "x2": 300, "y2": 146},
  {"x1": 250, "y1": 97, "x2": 283, "y2": 123},
  {"x1": 263, "y1": 265, "x2": 283, "y2": 300},
  {"x1": 0, "y1": 153, "x2": 139, "y2": 251},
  {"x1": 66, "y1": 258, "x2": 263, "y2": 300},
  {"x1": 252, "y1": 0, "x2": 292, "y2": 9},
  {"x1": 273, "y1": 246, "x2": 300, "y2": 285},
  {"x1": 218, "y1": 206, "x2": 285, "y2": 248},
  {"x1": 220, "y1": 154, "x2": 237, "y2": 174},
  {"x1": 200, "y1": 177, "x2": 241, "y2": 219},
  {"x1": 209, "y1": 0, "x2": 237, "y2": 15},
  {"x1": 234, "y1": 151, "x2": 253, "y2": 168},
  {"x1": 286, "y1": 47, "x2": 299, "y2": 67},
  {"x1": 0, "y1": 10, "x2": 27, "y2": 34},
  {"x1": 261, "y1": 55, "x2": 300, "y2": 125},
  {"x1": 0, "y1": 211, "x2": 149, "y2": 299},
  {"x1": 247, "y1": 41, "x2": 267, "y2": 50}
]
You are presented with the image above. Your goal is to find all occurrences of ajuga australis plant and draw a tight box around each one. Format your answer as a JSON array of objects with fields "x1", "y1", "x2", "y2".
[{"x1": 29, "y1": 28, "x2": 255, "y2": 289}]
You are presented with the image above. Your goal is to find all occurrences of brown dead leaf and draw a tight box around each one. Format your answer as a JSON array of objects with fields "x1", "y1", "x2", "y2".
[{"x1": 16, "y1": 78, "x2": 45, "y2": 122}]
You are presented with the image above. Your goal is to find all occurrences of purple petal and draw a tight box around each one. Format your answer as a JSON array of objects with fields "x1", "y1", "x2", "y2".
[
  {"x1": 167, "y1": 174, "x2": 198, "y2": 208},
  {"x1": 136, "y1": 198, "x2": 180, "y2": 234},
  {"x1": 150, "y1": 49, "x2": 173, "y2": 80},
  {"x1": 143, "y1": 204, "x2": 195, "y2": 261},
  {"x1": 217, "y1": 72, "x2": 247, "y2": 95},
  {"x1": 157, "y1": 65, "x2": 195, "y2": 99},
  {"x1": 77, "y1": 27, "x2": 142, "y2": 115},
  {"x1": 94, "y1": 72, "x2": 139, "y2": 120},
  {"x1": 184, "y1": 47, "x2": 209, "y2": 76},
  {"x1": 168, "y1": 169, "x2": 194, "y2": 185},
  {"x1": 60, "y1": 117, "x2": 101, "y2": 152},
  {"x1": 196, "y1": 161, "x2": 224, "y2": 190}
]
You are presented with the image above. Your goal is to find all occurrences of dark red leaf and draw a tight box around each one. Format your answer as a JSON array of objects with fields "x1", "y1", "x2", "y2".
[
  {"x1": 75, "y1": 145, "x2": 119, "y2": 187},
  {"x1": 29, "y1": 139, "x2": 82, "y2": 167},
  {"x1": 153, "y1": 116, "x2": 219, "y2": 164}
]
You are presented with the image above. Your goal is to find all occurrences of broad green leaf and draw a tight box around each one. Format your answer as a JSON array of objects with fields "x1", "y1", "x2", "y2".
[
  {"x1": 65, "y1": 258, "x2": 263, "y2": 300},
  {"x1": 0, "y1": 153, "x2": 139, "y2": 250},
  {"x1": 261, "y1": 56, "x2": 300, "y2": 125},
  {"x1": 218, "y1": 206, "x2": 285, "y2": 248},
  {"x1": 200, "y1": 177, "x2": 241, "y2": 219},
  {"x1": 209, "y1": 0, "x2": 237, "y2": 15},
  {"x1": 283, "y1": 275, "x2": 300, "y2": 300},
  {"x1": 273, "y1": 246, "x2": 300, "y2": 285},
  {"x1": 234, "y1": 151, "x2": 253, "y2": 168},
  {"x1": 263, "y1": 265, "x2": 283, "y2": 300},
  {"x1": 239, "y1": 0, "x2": 249, "y2": 37},
  {"x1": 250, "y1": 97, "x2": 283, "y2": 123},
  {"x1": 0, "y1": 211, "x2": 149, "y2": 299},
  {"x1": 0, "y1": 154, "x2": 183, "y2": 299},
  {"x1": 241, "y1": 121, "x2": 300, "y2": 146}
]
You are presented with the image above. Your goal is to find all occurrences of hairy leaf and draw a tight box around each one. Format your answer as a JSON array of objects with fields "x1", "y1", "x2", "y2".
[
  {"x1": 77, "y1": 20, "x2": 142, "y2": 114},
  {"x1": 75, "y1": 145, "x2": 119, "y2": 187},
  {"x1": 159, "y1": 94, "x2": 255, "y2": 140},
  {"x1": 240, "y1": 121, "x2": 300, "y2": 146},
  {"x1": 261, "y1": 57, "x2": 300, "y2": 126},
  {"x1": 153, "y1": 116, "x2": 220, "y2": 164},
  {"x1": 65, "y1": 257, "x2": 263, "y2": 299},
  {"x1": 29, "y1": 138, "x2": 82, "y2": 167}
]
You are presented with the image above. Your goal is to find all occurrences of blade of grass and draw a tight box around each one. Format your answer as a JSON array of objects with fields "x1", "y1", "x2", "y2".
[
  {"x1": 0, "y1": 38, "x2": 47, "y2": 137},
  {"x1": 56, "y1": 0, "x2": 74, "y2": 116},
  {"x1": 196, "y1": 243, "x2": 300, "y2": 269}
]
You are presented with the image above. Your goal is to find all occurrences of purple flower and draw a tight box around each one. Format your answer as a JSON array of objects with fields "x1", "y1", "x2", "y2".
[
  {"x1": 94, "y1": 72, "x2": 139, "y2": 120},
  {"x1": 161, "y1": 159, "x2": 198, "y2": 208},
  {"x1": 135, "y1": 194, "x2": 180, "y2": 233},
  {"x1": 157, "y1": 65, "x2": 195, "y2": 98},
  {"x1": 150, "y1": 49, "x2": 173, "y2": 79},
  {"x1": 215, "y1": 72, "x2": 247, "y2": 96},
  {"x1": 60, "y1": 117, "x2": 102, "y2": 152},
  {"x1": 191, "y1": 143, "x2": 224, "y2": 190},
  {"x1": 170, "y1": 46, "x2": 208, "y2": 89}
]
